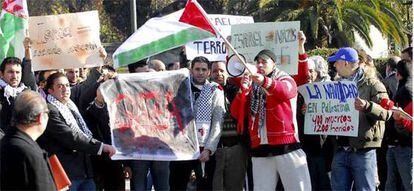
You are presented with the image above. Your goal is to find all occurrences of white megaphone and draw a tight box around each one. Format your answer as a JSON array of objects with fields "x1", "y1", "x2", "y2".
[{"x1": 226, "y1": 54, "x2": 257, "y2": 77}]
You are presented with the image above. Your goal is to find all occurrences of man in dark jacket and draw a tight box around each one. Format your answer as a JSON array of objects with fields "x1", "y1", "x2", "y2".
[
  {"x1": 0, "y1": 38, "x2": 37, "y2": 133},
  {"x1": 1, "y1": 90, "x2": 56, "y2": 191},
  {"x1": 210, "y1": 60, "x2": 249, "y2": 191},
  {"x1": 0, "y1": 56, "x2": 36, "y2": 133},
  {"x1": 37, "y1": 72, "x2": 116, "y2": 191}
]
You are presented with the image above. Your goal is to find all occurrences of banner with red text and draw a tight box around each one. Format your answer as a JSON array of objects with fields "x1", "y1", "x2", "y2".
[
  {"x1": 29, "y1": 11, "x2": 103, "y2": 71},
  {"x1": 99, "y1": 69, "x2": 199, "y2": 160},
  {"x1": 298, "y1": 81, "x2": 359, "y2": 137}
]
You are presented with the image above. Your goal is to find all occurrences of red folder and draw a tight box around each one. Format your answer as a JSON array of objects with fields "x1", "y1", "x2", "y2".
[{"x1": 49, "y1": 154, "x2": 71, "y2": 191}]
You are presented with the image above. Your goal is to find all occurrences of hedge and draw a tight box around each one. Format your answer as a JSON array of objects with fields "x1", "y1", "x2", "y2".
[{"x1": 308, "y1": 47, "x2": 389, "y2": 78}]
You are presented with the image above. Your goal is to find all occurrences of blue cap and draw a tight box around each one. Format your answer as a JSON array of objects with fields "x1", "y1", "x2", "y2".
[{"x1": 328, "y1": 47, "x2": 359, "y2": 63}]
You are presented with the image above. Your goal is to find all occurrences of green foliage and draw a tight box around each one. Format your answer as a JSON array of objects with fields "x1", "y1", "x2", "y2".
[
  {"x1": 373, "y1": 58, "x2": 389, "y2": 77},
  {"x1": 308, "y1": 48, "x2": 388, "y2": 77},
  {"x1": 225, "y1": 0, "x2": 410, "y2": 50},
  {"x1": 27, "y1": 0, "x2": 125, "y2": 43},
  {"x1": 308, "y1": 48, "x2": 338, "y2": 58}
]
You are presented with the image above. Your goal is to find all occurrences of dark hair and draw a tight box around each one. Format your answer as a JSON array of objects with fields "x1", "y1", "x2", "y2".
[
  {"x1": 402, "y1": 47, "x2": 413, "y2": 60},
  {"x1": 396, "y1": 59, "x2": 410, "y2": 83},
  {"x1": 328, "y1": 52, "x2": 337, "y2": 81},
  {"x1": 386, "y1": 57, "x2": 399, "y2": 71},
  {"x1": 128, "y1": 59, "x2": 147, "y2": 73},
  {"x1": 12, "y1": 90, "x2": 48, "y2": 126},
  {"x1": 191, "y1": 56, "x2": 210, "y2": 69},
  {"x1": 1, "y1": 57, "x2": 22, "y2": 72},
  {"x1": 45, "y1": 72, "x2": 66, "y2": 91},
  {"x1": 38, "y1": 70, "x2": 52, "y2": 84},
  {"x1": 179, "y1": 49, "x2": 189, "y2": 68},
  {"x1": 102, "y1": 65, "x2": 116, "y2": 73}
]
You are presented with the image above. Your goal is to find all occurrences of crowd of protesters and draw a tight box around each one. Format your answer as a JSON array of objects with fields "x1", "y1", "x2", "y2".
[{"x1": 0, "y1": 29, "x2": 412, "y2": 191}]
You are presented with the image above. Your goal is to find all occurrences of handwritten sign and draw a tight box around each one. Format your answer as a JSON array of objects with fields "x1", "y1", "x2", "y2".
[
  {"x1": 185, "y1": 14, "x2": 254, "y2": 61},
  {"x1": 99, "y1": 69, "x2": 199, "y2": 160},
  {"x1": 29, "y1": 11, "x2": 103, "y2": 71},
  {"x1": 298, "y1": 81, "x2": 359, "y2": 137},
  {"x1": 230, "y1": 21, "x2": 299, "y2": 74}
]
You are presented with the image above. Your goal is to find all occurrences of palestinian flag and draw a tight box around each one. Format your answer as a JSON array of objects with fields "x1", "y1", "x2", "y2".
[
  {"x1": 113, "y1": 0, "x2": 217, "y2": 68},
  {"x1": 0, "y1": 0, "x2": 28, "y2": 62}
]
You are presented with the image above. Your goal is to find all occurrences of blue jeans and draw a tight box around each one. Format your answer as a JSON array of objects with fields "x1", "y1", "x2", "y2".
[
  {"x1": 69, "y1": 178, "x2": 96, "y2": 191},
  {"x1": 385, "y1": 146, "x2": 412, "y2": 191},
  {"x1": 331, "y1": 148, "x2": 377, "y2": 191},
  {"x1": 131, "y1": 160, "x2": 170, "y2": 191}
]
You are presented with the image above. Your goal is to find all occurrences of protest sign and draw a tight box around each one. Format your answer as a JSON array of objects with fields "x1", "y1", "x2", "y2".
[
  {"x1": 185, "y1": 14, "x2": 254, "y2": 61},
  {"x1": 230, "y1": 21, "x2": 299, "y2": 74},
  {"x1": 29, "y1": 10, "x2": 103, "y2": 71},
  {"x1": 99, "y1": 69, "x2": 199, "y2": 160},
  {"x1": 298, "y1": 81, "x2": 359, "y2": 137}
]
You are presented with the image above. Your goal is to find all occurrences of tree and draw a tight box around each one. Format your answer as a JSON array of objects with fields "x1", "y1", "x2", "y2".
[
  {"x1": 27, "y1": 0, "x2": 125, "y2": 43},
  {"x1": 226, "y1": 0, "x2": 409, "y2": 49}
]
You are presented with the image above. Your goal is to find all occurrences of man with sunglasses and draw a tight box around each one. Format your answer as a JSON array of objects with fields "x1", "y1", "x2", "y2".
[{"x1": 169, "y1": 56, "x2": 225, "y2": 190}]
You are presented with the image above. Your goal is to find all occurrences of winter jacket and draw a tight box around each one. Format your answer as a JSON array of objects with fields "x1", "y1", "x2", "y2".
[
  {"x1": 385, "y1": 80, "x2": 412, "y2": 147},
  {"x1": 231, "y1": 69, "x2": 298, "y2": 148},
  {"x1": 347, "y1": 73, "x2": 391, "y2": 149}
]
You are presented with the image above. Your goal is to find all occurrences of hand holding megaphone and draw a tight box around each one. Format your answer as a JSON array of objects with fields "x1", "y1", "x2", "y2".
[{"x1": 227, "y1": 54, "x2": 257, "y2": 77}]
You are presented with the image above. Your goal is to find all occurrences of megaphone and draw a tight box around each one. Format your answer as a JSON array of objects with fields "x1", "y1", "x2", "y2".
[{"x1": 226, "y1": 54, "x2": 257, "y2": 77}]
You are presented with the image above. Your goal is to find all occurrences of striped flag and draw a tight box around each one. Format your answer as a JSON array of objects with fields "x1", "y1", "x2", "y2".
[
  {"x1": 179, "y1": 0, "x2": 217, "y2": 36},
  {"x1": 113, "y1": 0, "x2": 216, "y2": 68},
  {"x1": 0, "y1": 0, "x2": 28, "y2": 62}
]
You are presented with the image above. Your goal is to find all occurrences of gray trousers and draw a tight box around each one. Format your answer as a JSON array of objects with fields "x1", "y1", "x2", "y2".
[{"x1": 213, "y1": 143, "x2": 249, "y2": 190}]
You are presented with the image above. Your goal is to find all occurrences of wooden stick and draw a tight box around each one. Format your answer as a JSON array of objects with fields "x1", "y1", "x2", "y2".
[{"x1": 194, "y1": 1, "x2": 252, "y2": 74}]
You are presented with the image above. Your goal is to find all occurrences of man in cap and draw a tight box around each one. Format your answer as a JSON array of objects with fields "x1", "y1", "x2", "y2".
[
  {"x1": 231, "y1": 48, "x2": 311, "y2": 190},
  {"x1": 329, "y1": 47, "x2": 391, "y2": 190}
]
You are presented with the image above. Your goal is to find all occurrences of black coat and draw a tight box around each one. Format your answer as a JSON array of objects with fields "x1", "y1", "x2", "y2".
[
  {"x1": 37, "y1": 104, "x2": 102, "y2": 180},
  {"x1": 384, "y1": 81, "x2": 413, "y2": 147},
  {"x1": 0, "y1": 59, "x2": 37, "y2": 133},
  {"x1": 1, "y1": 128, "x2": 56, "y2": 191}
]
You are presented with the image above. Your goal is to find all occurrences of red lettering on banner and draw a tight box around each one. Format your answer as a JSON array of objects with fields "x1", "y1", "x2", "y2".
[
  {"x1": 312, "y1": 114, "x2": 354, "y2": 133},
  {"x1": 113, "y1": 90, "x2": 184, "y2": 132}
]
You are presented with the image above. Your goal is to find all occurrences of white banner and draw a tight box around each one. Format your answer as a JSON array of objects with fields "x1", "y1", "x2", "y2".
[
  {"x1": 230, "y1": 21, "x2": 300, "y2": 74},
  {"x1": 99, "y1": 69, "x2": 199, "y2": 160},
  {"x1": 185, "y1": 14, "x2": 254, "y2": 61},
  {"x1": 29, "y1": 11, "x2": 103, "y2": 71},
  {"x1": 298, "y1": 81, "x2": 360, "y2": 137}
]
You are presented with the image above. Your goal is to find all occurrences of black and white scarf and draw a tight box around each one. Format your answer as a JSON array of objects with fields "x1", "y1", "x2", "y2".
[
  {"x1": 47, "y1": 94, "x2": 93, "y2": 138},
  {"x1": 194, "y1": 81, "x2": 217, "y2": 146},
  {"x1": 0, "y1": 78, "x2": 26, "y2": 104},
  {"x1": 250, "y1": 70, "x2": 277, "y2": 135}
]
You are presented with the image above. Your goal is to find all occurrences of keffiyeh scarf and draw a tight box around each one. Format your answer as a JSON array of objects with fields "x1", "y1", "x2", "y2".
[
  {"x1": 250, "y1": 70, "x2": 277, "y2": 135},
  {"x1": 194, "y1": 81, "x2": 217, "y2": 146},
  {"x1": 0, "y1": 78, "x2": 26, "y2": 104},
  {"x1": 47, "y1": 94, "x2": 93, "y2": 138}
]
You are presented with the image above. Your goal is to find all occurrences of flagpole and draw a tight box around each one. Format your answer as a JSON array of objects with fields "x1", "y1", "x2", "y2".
[{"x1": 193, "y1": 0, "x2": 253, "y2": 74}]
